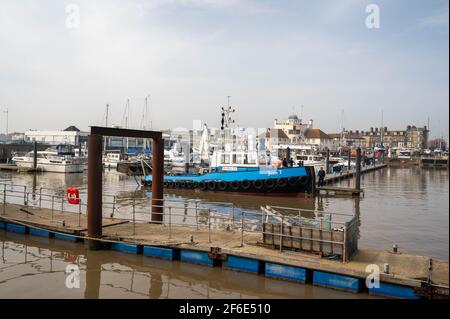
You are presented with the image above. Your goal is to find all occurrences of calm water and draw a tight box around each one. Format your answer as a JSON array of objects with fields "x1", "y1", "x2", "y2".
[
  {"x1": 0, "y1": 232, "x2": 368, "y2": 299},
  {"x1": 0, "y1": 166, "x2": 448, "y2": 298}
]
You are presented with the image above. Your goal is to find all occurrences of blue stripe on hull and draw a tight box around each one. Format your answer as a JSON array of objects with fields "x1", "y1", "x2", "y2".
[{"x1": 145, "y1": 167, "x2": 309, "y2": 183}]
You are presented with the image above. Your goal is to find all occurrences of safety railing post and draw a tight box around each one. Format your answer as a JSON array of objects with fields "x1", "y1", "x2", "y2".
[
  {"x1": 23, "y1": 186, "x2": 27, "y2": 205},
  {"x1": 208, "y1": 208, "x2": 211, "y2": 243},
  {"x1": 39, "y1": 188, "x2": 42, "y2": 209},
  {"x1": 78, "y1": 199, "x2": 82, "y2": 227},
  {"x1": 112, "y1": 195, "x2": 116, "y2": 218},
  {"x1": 132, "y1": 198, "x2": 136, "y2": 236},
  {"x1": 51, "y1": 196, "x2": 54, "y2": 221},
  {"x1": 168, "y1": 207, "x2": 172, "y2": 239},
  {"x1": 232, "y1": 204, "x2": 235, "y2": 227},
  {"x1": 61, "y1": 196, "x2": 64, "y2": 213},
  {"x1": 25, "y1": 192, "x2": 29, "y2": 218},
  {"x1": 240, "y1": 211, "x2": 244, "y2": 247},
  {"x1": 195, "y1": 201, "x2": 199, "y2": 230},
  {"x1": 279, "y1": 215, "x2": 284, "y2": 252},
  {"x1": 2, "y1": 184, "x2": 5, "y2": 215}
]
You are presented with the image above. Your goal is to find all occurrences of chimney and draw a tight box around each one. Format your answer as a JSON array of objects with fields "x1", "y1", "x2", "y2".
[{"x1": 308, "y1": 119, "x2": 313, "y2": 128}]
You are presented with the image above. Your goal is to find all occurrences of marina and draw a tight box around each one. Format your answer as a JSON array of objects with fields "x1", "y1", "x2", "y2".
[{"x1": 0, "y1": 1, "x2": 448, "y2": 304}]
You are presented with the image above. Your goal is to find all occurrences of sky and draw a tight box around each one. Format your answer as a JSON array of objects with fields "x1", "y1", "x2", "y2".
[{"x1": 0, "y1": 0, "x2": 448, "y2": 140}]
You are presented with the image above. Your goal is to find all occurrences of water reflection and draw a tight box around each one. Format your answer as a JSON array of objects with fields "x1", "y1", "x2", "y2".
[{"x1": 0, "y1": 232, "x2": 366, "y2": 299}]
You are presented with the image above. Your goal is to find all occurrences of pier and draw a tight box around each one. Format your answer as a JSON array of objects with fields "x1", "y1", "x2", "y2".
[{"x1": 0, "y1": 183, "x2": 447, "y2": 299}]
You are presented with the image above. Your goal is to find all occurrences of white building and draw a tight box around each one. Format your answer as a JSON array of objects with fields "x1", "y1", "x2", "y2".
[
  {"x1": 303, "y1": 128, "x2": 334, "y2": 151},
  {"x1": 24, "y1": 126, "x2": 88, "y2": 145},
  {"x1": 273, "y1": 115, "x2": 313, "y2": 144},
  {"x1": 258, "y1": 128, "x2": 290, "y2": 151}
]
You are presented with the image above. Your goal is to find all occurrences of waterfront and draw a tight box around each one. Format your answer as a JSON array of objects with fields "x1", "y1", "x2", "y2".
[{"x1": 1, "y1": 166, "x2": 448, "y2": 260}]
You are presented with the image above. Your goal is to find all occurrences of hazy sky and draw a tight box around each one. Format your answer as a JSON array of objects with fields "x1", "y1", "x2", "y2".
[{"x1": 0, "y1": 0, "x2": 448, "y2": 139}]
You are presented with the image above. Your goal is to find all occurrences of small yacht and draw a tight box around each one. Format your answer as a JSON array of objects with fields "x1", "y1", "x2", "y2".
[
  {"x1": 12, "y1": 145, "x2": 85, "y2": 173},
  {"x1": 103, "y1": 150, "x2": 122, "y2": 169}
]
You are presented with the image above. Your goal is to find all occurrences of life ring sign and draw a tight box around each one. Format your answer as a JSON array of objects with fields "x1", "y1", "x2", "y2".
[{"x1": 66, "y1": 187, "x2": 80, "y2": 205}]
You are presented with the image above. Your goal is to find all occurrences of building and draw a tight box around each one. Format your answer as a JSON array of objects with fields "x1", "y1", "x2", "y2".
[
  {"x1": 330, "y1": 125, "x2": 429, "y2": 150},
  {"x1": 259, "y1": 128, "x2": 290, "y2": 151},
  {"x1": 24, "y1": 126, "x2": 88, "y2": 146},
  {"x1": 273, "y1": 115, "x2": 312, "y2": 144},
  {"x1": 303, "y1": 128, "x2": 334, "y2": 151}
]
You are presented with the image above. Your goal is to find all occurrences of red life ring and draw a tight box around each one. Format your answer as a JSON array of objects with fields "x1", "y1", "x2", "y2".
[{"x1": 66, "y1": 187, "x2": 80, "y2": 205}]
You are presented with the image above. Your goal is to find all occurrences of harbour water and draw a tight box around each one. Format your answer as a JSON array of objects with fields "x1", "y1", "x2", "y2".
[{"x1": 0, "y1": 166, "x2": 448, "y2": 298}]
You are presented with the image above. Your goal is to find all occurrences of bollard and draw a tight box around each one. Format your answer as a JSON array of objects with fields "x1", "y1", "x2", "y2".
[
  {"x1": 384, "y1": 263, "x2": 390, "y2": 274},
  {"x1": 392, "y1": 244, "x2": 398, "y2": 253}
]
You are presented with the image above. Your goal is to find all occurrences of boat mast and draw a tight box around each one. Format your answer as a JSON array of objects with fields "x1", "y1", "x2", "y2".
[{"x1": 104, "y1": 103, "x2": 109, "y2": 152}]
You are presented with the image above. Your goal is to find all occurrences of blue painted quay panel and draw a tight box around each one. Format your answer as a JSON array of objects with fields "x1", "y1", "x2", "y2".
[
  {"x1": 6, "y1": 223, "x2": 27, "y2": 234},
  {"x1": 369, "y1": 282, "x2": 420, "y2": 299},
  {"x1": 180, "y1": 249, "x2": 214, "y2": 266},
  {"x1": 224, "y1": 255, "x2": 260, "y2": 273},
  {"x1": 29, "y1": 227, "x2": 52, "y2": 237},
  {"x1": 111, "y1": 242, "x2": 143, "y2": 254},
  {"x1": 313, "y1": 271, "x2": 362, "y2": 293},
  {"x1": 0, "y1": 221, "x2": 5, "y2": 229},
  {"x1": 54, "y1": 233, "x2": 78, "y2": 242},
  {"x1": 265, "y1": 262, "x2": 308, "y2": 283},
  {"x1": 143, "y1": 246, "x2": 179, "y2": 260}
]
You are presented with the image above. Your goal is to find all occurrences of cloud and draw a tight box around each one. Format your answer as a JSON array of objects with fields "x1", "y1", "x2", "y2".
[{"x1": 417, "y1": 9, "x2": 449, "y2": 29}]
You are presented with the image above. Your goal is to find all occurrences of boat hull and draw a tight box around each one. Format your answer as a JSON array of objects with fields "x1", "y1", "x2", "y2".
[
  {"x1": 15, "y1": 161, "x2": 84, "y2": 173},
  {"x1": 143, "y1": 166, "x2": 315, "y2": 194}
]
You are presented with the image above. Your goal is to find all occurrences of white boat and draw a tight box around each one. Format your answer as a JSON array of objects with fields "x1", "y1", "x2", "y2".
[
  {"x1": 103, "y1": 151, "x2": 121, "y2": 169},
  {"x1": 12, "y1": 148, "x2": 85, "y2": 173}
]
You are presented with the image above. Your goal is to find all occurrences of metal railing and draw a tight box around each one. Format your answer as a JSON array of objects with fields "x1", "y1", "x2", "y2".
[{"x1": 0, "y1": 182, "x2": 357, "y2": 262}]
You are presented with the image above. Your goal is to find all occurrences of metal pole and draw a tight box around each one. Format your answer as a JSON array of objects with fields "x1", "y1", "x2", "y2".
[
  {"x1": 132, "y1": 198, "x2": 136, "y2": 236},
  {"x1": 240, "y1": 211, "x2": 244, "y2": 247},
  {"x1": 326, "y1": 148, "x2": 330, "y2": 173},
  {"x1": 33, "y1": 141, "x2": 38, "y2": 170},
  {"x1": 208, "y1": 208, "x2": 211, "y2": 243},
  {"x1": 87, "y1": 134, "x2": 103, "y2": 244},
  {"x1": 232, "y1": 204, "x2": 235, "y2": 227},
  {"x1": 195, "y1": 201, "x2": 199, "y2": 230},
  {"x1": 151, "y1": 137, "x2": 164, "y2": 222},
  {"x1": 51, "y1": 195, "x2": 54, "y2": 220},
  {"x1": 61, "y1": 196, "x2": 64, "y2": 213},
  {"x1": 343, "y1": 222, "x2": 348, "y2": 263},
  {"x1": 39, "y1": 187, "x2": 42, "y2": 208},
  {"x1": 168, "y1": 207, "x2": 171, "y2": 239},
  {"x1": 355, "y1": 147, "x2": 362, "y2": 190},
  {"x1": 112, "y1": 195, "x2": 116, "y2": 218},
  {"x1": 3, "y1": 184, "x2": 6, "y2": 215},
  {"x1": 23, "y1": 186, "x2": 27, "y2": 205},
  {"x1": 348, "y1": 149, "x2": 351, "y2": 174},
  {"x1": 78, "y1": 199, "x2": 82, "y2": 227},
  {"x1": 279, "y1": 215, "x2": 284, "y2": 252}
]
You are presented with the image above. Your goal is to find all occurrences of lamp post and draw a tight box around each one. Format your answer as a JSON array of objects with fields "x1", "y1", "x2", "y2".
[{"x1": 3, "y1": 108, "x2": 8, "y2": 139}]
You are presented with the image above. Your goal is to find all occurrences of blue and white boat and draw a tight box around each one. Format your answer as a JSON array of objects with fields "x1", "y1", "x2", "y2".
[{"x1": 143, "y1": 150, "x2": 315, "y2": 195}]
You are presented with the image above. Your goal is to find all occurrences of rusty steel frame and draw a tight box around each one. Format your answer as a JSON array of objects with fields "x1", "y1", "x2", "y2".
[{"x1": 87, "y1": 126, "x2": 164, "y2": 244}]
